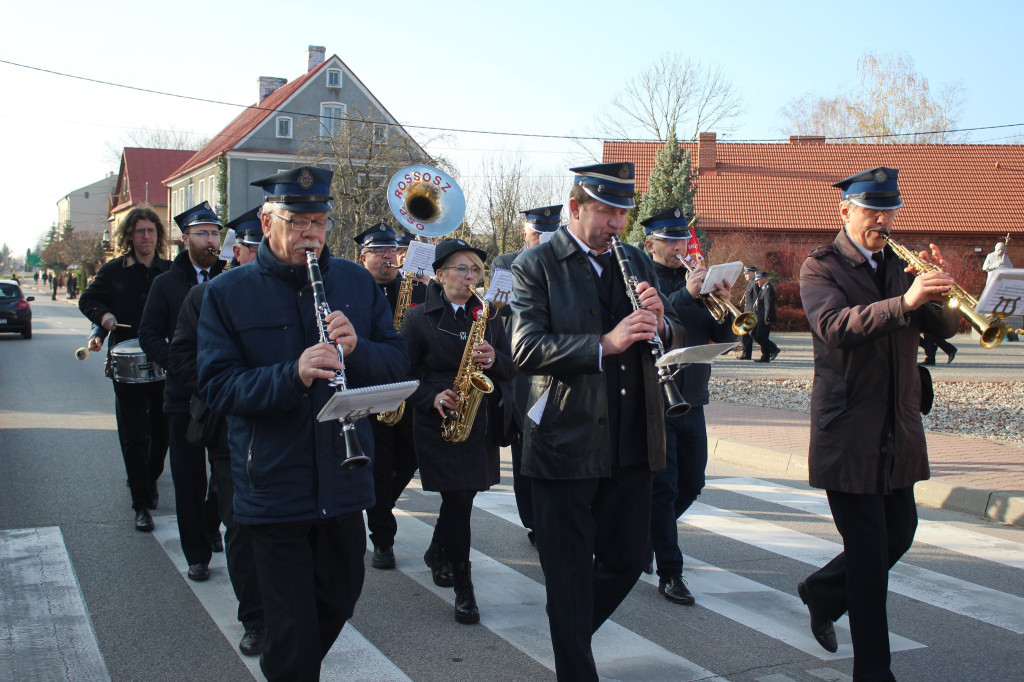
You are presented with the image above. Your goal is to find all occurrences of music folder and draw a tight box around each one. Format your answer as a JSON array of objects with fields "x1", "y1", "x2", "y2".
[
  {"x1": 656, "y1": 343, "x2": 740, "y2": 369},
  {"x1": 317, "y1": 380, "x2": 419, "y2": 423}
]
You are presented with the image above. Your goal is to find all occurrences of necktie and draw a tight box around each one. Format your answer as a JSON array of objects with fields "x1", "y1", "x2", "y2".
[
  {"x1": 593, "y1": 252, "x2": 614, "y2": 291},
  {"x1": 199, "y1": 270, "x2": 209, "y2": 283},
  {"x1": 871, "y1": 252, "x2": 885, "y2": 295},
  {"x1": 455, "y1": 306, "x2": 467, "y2": 324}
]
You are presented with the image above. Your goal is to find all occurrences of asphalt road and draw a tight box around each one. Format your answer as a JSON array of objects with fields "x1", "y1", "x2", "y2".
[{"x1": 2, "y1": 296, "x2": 1023, "y2": 681}]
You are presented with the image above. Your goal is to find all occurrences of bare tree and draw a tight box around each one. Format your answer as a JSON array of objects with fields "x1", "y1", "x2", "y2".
[
  {"x1": 104, "y1": 126, "x2": 206, "y2": 164},
  {"x1": 778, "y1": 51, "x2": 966, "y2": 143}
]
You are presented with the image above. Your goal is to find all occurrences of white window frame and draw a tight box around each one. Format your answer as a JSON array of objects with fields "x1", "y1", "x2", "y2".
[
  {"x1": 326, "y1": 68, "x2": 342, "y2": 88},
  {"x1": 208, "y1": 174, "x2": 217, "y2": 205},
  {"x1": 198, "y1": 179, "x2": 205, "y2": 201},
  {"x1": 372, "y1": 123, "x2": 389, "y2": 145},
  {"x1": 187, "y1": 182, "x2": 194, "y2": 207},
  {"x1": 320, "y1": 102, "x2": 347, "y2": 138},
  {"x1": 276, "y1": 116, "x2": 293, "y2": 139}
]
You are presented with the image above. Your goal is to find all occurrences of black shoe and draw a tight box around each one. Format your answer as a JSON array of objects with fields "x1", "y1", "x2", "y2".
[
  {"x1": 769, "y1": 348, "x2": 781, "y2": 362},
  {"x1": 187, "y1": 563, "x2": 210, "y2": 582},
  {"x1": 372, "y1": 545, "x2": 396, "y2": 569},
  {"x1": 946, "y1": 348, "x2": 957, "y2": 364},
  {"x1": 423, "y1": 545, "x2": 454, "y2": 588},
  {"x1": 452, "y1": 561, "x2": 480, "y2": 624},
  {"x1": 239, "y1": 625, "x2": 264, "y2": 656},
  {"x1": 527, "y1": 530, "x2": 537, "y2": 549},
  {"x1": 798, "y1": 581, "x2": 837, "y2": 653},
  {"x1": 207, "y1": 530, "x2": 224, "y2": 553},
  {"x1": 920, "y1": 358, "x2": 936, "y2": 366},
  {"x1": 134, "y1": 509, "x2": 154, "y2": 532},
  {"x1": 736, "y1": 353, "x2": 751, "y2": 360},
  {"x1": 753, "y1": 357, "x2": 770, "y2": 363},
  {"x1": 659, "y1": 575, "x2": 695, "y2": 605},
  {"x1": 643, "y1": 550, "x2": 654, "y2": 575}
]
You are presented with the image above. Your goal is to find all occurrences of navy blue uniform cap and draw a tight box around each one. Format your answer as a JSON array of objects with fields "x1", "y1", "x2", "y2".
[
  {"x1": 354, "y1": 222, "x2": 399, "y2": 249},
  {"x1": 570, "y1": 163, "x2": 635, "y2": 209},
  {"x1": 832, "y1": 167, "x2": 903, "y2": 210},
  {"x1": 640, "y1": 206, "x2": 693, "y2": 239},
  {"x1": 225, "y1": 207, "x2": 263, "y2": 246},
  {"x1": 174, "y1": 201, "x2": 222, "y2": 231},
  {"x1": 521, "y1": 205, "x2": 563, "y2": 233},
  {"x1": 251, "y1": 166, "x2": 334, "y2": 213}
]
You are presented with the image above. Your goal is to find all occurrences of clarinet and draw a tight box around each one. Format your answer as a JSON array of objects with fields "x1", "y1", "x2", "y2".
[
  {"x1": 608, "y1": 236, "x2": 690, "y2": 417},
  {"x1": 305, "y1": 250, "x2": 371, "y2": 469}
]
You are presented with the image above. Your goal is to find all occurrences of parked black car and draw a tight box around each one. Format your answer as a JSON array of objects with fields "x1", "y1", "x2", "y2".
[{"x1": 0, "y1": 279, "x2": 33, "y2": 339}]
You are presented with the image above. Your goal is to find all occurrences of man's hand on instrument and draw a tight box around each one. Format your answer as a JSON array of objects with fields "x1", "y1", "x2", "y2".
[
  {"x1": 87, "y1": 336, "x2": 103, "y2": 352},
  {"x1": 434, "y1": 389, "x2": 459, "y2": 417},
  {"x1": 914, "y1": 243, "x2": 948, "y2": 270},
  {"x1": 685, "y1": 265, "x2": 707, "y2": 298},
  {"x1": 902, "y1": 270, "x2": 954, "y2": 311},
  {"x1": 601, "y1": 308, "x2": 658, "y2": 356},
  {"x1": 473, "y1": 341, "x2": 495, "y2": 370},
  {"x1": 297, "y1": 342, "x2": 344, "y2": 388},
  {"x1": 100, "y1": 313, "x2": 117, "y2": 331},
  {"x1": 325, "y1": 310, "x2": 357, "y2": 354},
  {"x1": 635, "y1": 281, "x2": 665, "y2": 334}
]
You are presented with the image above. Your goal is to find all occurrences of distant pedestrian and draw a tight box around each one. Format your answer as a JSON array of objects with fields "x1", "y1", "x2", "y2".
[
  {"x1": 34, "y1": 271, "x2": 39, "y2": 284},
  {"x1": 737, "y1": 266, "x2": 758, "y2": 359},
  {"x1": 51, "y1": 273, "x2": 58, "y2": 300},
  {"x1": 919, "y1": 333, "x2": 957, "y2": 365},
  {"x1": 752, "y1": 272, "x2": 780, "y2": 362}
]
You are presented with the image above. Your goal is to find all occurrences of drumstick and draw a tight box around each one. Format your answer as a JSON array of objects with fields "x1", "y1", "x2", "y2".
[{"x1": 114, "y1": 323, "x2": 130, "y2": 328}]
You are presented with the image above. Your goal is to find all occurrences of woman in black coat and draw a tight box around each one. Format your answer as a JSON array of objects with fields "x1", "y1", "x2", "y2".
[{"x1": 401, "y1": 239, "x2": 514, "y2": 625}]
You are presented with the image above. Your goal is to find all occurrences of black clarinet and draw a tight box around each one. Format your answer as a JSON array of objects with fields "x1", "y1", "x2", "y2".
[
  {"x1": 305, "y1": 250, "x2": 370, "y2": 469},
  {"x1": 608, "y1": 236, "x2": 690, "y2": 417}
]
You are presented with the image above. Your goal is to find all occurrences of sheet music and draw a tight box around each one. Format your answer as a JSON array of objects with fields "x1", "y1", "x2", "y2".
[
  {"x1": 974, "y1": 268, "x2": 1024, "y2": 316},
  {"x1": 699, "y1": 261, "x2": 744, "y2": 295},
  {"x1": 485, "y1": 268, "x2": 515, "y2": 305},
  {"x1": 527, "y1": 388, "x2": 549, "y2": 425},
  {"x1": 316, "y1": 381, "x2": 419, "y2": 422},
  {"x1": 656, "y1": 343, "x2": 740, "y2": 368},
  {"x1": 402, "y1": 241, "x2": 436, "y2": 278}
]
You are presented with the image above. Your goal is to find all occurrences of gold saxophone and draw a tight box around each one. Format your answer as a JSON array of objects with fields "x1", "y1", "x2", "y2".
[
  {"x1": 441, "y1": 301, "x2": 496, "y2": 443},
  {"x1": 377, "y1": 269, "x2": 416, "y2": 426},
  {"x1": 882, "y1": 232, "x2": 1008, "y2": 349}
]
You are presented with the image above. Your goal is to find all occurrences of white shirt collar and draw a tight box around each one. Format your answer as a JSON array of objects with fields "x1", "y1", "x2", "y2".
[{"x1": 845, "y1": 226, "x2": 881, "y2": 268}]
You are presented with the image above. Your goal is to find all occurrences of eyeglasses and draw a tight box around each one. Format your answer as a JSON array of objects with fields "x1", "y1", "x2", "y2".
[
  {"x1": 365, "y1": 246, "x2": 397, "y2": 256},
  {"x1": 444, "y1": 265, "x2": 482, "y2": 277},
  {"x1": 188, "y1": 230, "x2": 220, "y2": 239},
  {"x1": 269, "y1": 212, "x2": 334, "y2": 232},
  {"x1": 134, "y1": 227, "x2": 157, "y2": 236}
]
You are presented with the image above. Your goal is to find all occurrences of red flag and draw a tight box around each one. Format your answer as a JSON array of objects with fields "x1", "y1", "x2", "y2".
[{"x1": 684, "y1": 232, "x2": 704, "y2": 267}]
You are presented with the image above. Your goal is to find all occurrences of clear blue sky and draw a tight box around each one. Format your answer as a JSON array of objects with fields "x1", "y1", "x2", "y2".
[{"x1": 2, "y1": 0, "x2": 1021, "y2": 258}]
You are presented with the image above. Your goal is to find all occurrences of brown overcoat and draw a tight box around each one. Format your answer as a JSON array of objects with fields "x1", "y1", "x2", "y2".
[{"x1": 799, "y1": 229, "x2": 959, "y2": 494}]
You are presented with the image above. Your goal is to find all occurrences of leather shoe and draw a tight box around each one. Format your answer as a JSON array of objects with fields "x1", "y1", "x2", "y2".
[
  {"x1": 659, "y1": 575, "x2": 695, "y2": 605},
  {"x1": 187, "y1": 563, "x2": 210, "y2": 582},
  {"x1": 372, "y1": 545, "x2": 396, "y2": 570},
  {"x1": 239, "y1": 625, "x2": 264, "y2": 656},
  {"x1": 134, "y1": 509, "x2": 154, "y2": 532},
  {"x1": 736, "y1": 354, "x2": 751, "y2": 360},
  {"x1": 769, "y1": 348, "x2": 781, "y2": 362},
  {"x1": 920, "y1": 358, "x2": 936, "y2": 366},
  {"x1": 798, "y1": 582, "x2": 837, "y2": 653},
  {"x1": 946, "y1": 348, "x2": 957, "y2": 364},
  {"x1": 207, "y1": 531, "x2": 224, "y2": 553},
  {"x1": 753, "y1": 357, "x2": 770, "y2": 363}
]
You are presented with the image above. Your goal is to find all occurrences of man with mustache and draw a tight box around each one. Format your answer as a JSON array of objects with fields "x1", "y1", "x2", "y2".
[{"x1": 196, "y1": 167, "x2": 406, "y2": 681}]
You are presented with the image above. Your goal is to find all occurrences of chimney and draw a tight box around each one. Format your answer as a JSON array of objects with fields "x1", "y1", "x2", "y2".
[
  {"x1": 789, "y1": 135, "x2": 826, "y2": 145},
  {"x1": 308, "y1": 45, "x2": 326, "y2": 72},
  {"x1": 259, "y1": 77, "x2": 287, "y2": 103},
  {"x1": 697, "y1": 132, "x2": 717, "y2": 172}
]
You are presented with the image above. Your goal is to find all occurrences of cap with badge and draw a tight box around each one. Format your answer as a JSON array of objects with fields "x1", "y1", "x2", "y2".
[
  {"x1": 743, "y1": 266, "x2": 757, "y2": 275},
  {"x1": 832, "y1": 167, "x2": 903, "y2": 210},
  {"x1": 354, "y1": 222, "x2": 399, "y2": 250},
  {"x1": 432, "y1": 238, "x2": 488, "y2": 272},
  {"x1": 570, "y1": 162, "x2": 636, "y2": 209},
  {"x1": 225, "y1": 207, "x2": 263, "y2": 246},
  {"x1": 174, "y1": 201, "x2": 222, "y2": 231},
  {"x1": 521, "y1": 205, "x2": 563, "y2": 233},
  {"x1": 395, "y1": 232, "x2": 414, "y2": 248},
  {"x1": 250, "y1": 166, "x2": 334, "y2": 213},
  {"x1": 640, "y1": 206, "x2": 693, "y2": 240},
  {"x1": 755, "y1": 272, "x2": 769, "y2": 280}
]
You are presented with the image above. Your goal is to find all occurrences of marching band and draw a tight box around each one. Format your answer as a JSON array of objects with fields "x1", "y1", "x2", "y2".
[{"x1": 75, "y1": 161, "x2": 1001, "y2": 682}]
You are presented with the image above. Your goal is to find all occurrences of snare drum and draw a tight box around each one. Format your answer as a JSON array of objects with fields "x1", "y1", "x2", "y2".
[{"x1": 110, "y1": 339, "x2": 166, "y2": 383}]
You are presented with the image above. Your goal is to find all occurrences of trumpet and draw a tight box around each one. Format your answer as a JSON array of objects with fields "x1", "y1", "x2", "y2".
[
  {"x1": 881, "y1": 232, "x2": 1007, "y2": 349},
  {"x1": 675, "y1": 255, "x2": 756, "y2": 336},
  {"x1": 207, "y1": 247, "x2": 221, "y2": 257}
]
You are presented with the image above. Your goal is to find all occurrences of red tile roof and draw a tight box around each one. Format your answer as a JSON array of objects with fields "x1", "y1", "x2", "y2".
[
  {"x1": 604, "y1": 137, "x2": 1024, "y2": 236},
  {"x1": 112, "y1": 147, "x2": 197, "y2": 212}
]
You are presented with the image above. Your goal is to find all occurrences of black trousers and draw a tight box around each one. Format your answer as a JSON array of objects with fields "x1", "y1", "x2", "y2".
[
  {"x1": 532, "y1": 465, "x2": 652, "y2": 682},
  {"x1": 430, "y1": 490, "x2": 477, "y2": 564},
  {"x1": 249, "y1": 513, "x2": 366, "y2": 682},
  {"x1": 510, "y1": 439, "x2": 534, "y2": 535},
  {"x1": 740, "y1": 326, "x2": 753, "y2": 358},
  {"x1": 366, "y1": 418, "x2": 418, "y2": 548},
  {"x1": 210, "y1": 449, "x2": 263, "y2": 629},
  {"x1": 112, "y1": 380, "x2": 168, "y2": 511},
  {"x1": 919, "y1": 333, "x2": 956, "y2": 362},
  {"x1": 167, "y1": 413, "x2": 213, "y2": 566},
  {"x1": 753, "y1": 322, "x2": 779, "y2": 359},
  {"x1": 803, "y1": 487, "x2": 917, "y2": 682}
]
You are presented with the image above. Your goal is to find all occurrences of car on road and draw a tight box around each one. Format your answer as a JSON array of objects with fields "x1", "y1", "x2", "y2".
[{"x1": 0, "y1": 279, "x2": 34, "y2": 339}]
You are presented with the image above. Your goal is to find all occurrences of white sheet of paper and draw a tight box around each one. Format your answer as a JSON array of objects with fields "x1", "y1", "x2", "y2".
[
  {"x1": 656, "y1": 343, "x2": 740, "y2": 368},
  {"x1": 974, "y1": 268, "x2": 1024, "y2": 316},
  {"x1": 485, "y1": 268, "x2": 515, "y2": 305},
  {"x1": 316, "y1": 381, "x2": 419, "y2": 422},
  {"x1": 402, "y1": 241, "x2": 436, "y2": 278},
  {"x1": 527, "y1": 388, "x2": 549, "y2": 424},
  {"x1": 699, "y1": 261, "x2": 744, "y2": 295}
]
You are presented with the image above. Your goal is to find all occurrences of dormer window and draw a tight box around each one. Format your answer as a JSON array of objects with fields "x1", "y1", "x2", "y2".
[
  {"x1": 326, "y1": 69, "x2": 342, "y2": 88},
  {"x1": 277, "y1": 117, "x2": 293, "y2": 139},
  {"x1": 372, "y1": 123, "x2": 388, "y2": 145},
  {"x1": 320, "y1": 103, "x2": 346, "y2": 137}
]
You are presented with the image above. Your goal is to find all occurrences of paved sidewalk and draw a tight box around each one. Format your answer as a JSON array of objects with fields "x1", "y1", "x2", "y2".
[{"x1": 705, "y1": 400, "x2": 1024, "y2": 527}]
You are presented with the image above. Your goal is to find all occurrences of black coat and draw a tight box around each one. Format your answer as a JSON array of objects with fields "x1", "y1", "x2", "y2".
[
  {"x1": 79, "y1": 251, "x2": 171, "y2": 351},
  {"x1": 139, "y1": 250, "x2": 225, "y2": 412},
  {"x1": 755, "y1": 281, "x2": 777, "y2": 324},
  {"x1": 401, "y1": 281, "x2": 514, "y2": 492},
  {"x1": 742, "y1": 277, "x2": 760, "y2": 313}
]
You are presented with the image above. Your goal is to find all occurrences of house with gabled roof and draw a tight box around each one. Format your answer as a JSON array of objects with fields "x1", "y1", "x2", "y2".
[
  {"x1": 109, "y1": 147, "x2": 197, "y2": 257},
  {"x1": 604, "y1": 133, "x2": 1024, "y2": 271},
  {"x1": 164, "y1": 45, "x2": 425, "y2": 234}
]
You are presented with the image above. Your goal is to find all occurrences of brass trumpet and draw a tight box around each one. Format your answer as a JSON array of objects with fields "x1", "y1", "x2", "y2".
[
  {"x1": 675, "y1": 255, "x2": 756, "y2": 335},
  {"x1": 882, "y1": 232, "x2": 1007, "y2": 349}
]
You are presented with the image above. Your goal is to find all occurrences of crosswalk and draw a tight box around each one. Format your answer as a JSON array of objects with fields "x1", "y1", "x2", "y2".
[{"x1": 5, "y1": 476, "x2": 1023, "y2": 681}]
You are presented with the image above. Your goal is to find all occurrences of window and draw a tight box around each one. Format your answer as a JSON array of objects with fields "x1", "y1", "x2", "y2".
[
  {"x1": 372, "y1": 123, "x2": 388, "y2": 145},
  {"x1": 198, "y1": 179, "x2": 205, "y2": 201},
  {"x1": 83, "y1": 191, "x2": 90, "y2": 199},
  {"x1": 356, "y1": 173, "x2": 367, "y2": 188},
  {"x1": 208, "y1": 175, "x2": 217, "y2": 204},
  {"x1": 187, "y1": 182, "x2": 194, "y2": 206},
  {"x1": 326, "y1": 69, "x2": 342, "y2": 88},
  {"x1": 320, "y1": 102, "x2": 346, "y2": 138},
  {"x1": 276, "y1": 116, "x2": 293, "y2": 139}
]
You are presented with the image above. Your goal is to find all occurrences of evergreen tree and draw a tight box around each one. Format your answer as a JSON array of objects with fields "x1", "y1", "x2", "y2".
[{"x1": 624, "y1": 125, "x2": 698, "y2": 245}]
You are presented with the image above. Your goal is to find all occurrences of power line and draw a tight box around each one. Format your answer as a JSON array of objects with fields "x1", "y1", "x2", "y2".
[{"x1": 5, "y1": 57, "x2": 1023, "y2": 145}]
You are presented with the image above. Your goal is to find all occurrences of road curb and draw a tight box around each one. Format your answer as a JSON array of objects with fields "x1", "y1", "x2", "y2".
[{"x1": 708, "y1": 436, "x2": 1024, "y2": 528}]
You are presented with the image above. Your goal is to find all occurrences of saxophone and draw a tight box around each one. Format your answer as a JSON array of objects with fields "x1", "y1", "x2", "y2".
[
  {"x1": 377, "y1": 269, "x2": 415, "y2": 426},
  {"x1": 441, "y1": 301, "x2": 496, "y2": 443},
  {"x1": 882, "y1": 232, "x2": 1008, "y2": 349}
]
